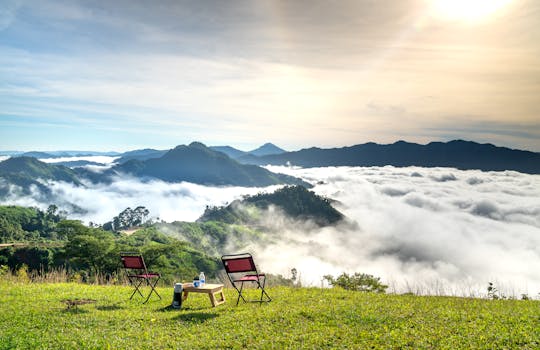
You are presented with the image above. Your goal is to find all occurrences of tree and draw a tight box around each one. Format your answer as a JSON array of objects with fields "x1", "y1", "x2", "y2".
[
  {"x1": 55, "y1": 220, "x2": 91, "y2": 240},
  {"x1": 103, "y1": 206, "x2": 150, "y2": 231},
  {"x1": 323, "y1": 272, "x2": 388, "y2": 293},
  {"x1": 12, "y1": 246, "x2": 53, "y2": 272},
  {"x1": 64, "y1": 229, "x2": 116, "y2": 274}
]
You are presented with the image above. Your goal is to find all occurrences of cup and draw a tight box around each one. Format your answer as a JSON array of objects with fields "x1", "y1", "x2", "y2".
[{"x1": 193, "y1": 280, "x2": 200, "y2": 288}]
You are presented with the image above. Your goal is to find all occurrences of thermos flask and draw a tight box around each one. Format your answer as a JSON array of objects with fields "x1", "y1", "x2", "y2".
[{"x1": 172, "y1": 283, "x2": 183, "y2": 309}]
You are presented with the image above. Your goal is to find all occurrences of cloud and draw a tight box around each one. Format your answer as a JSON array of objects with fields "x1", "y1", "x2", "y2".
[
  {"x1": 3, "y1": 1, "x2": 540, "y2": 151},
  {"x1": 260, "y1": 165, "x2": 540, "y2": 296},
  {"x1": 1, "y1": 161, "x2": 540, "y2": 296},
  {"x1": 0, "y1": 175, "x2": 281, "y2": 224}
]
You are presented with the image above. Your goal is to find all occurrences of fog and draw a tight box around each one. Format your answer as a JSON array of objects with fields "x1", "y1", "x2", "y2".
[
  {"x1": 1, "y1": 163, "x2": 539, "y2": 296},
  {"x1": 259, "y1": 166, "x2": 540, "y2": 296},
  {"x1": 1, "y1": 176, "x2": 280, "y2": 224}
]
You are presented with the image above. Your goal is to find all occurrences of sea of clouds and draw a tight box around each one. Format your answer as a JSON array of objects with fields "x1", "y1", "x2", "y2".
[
  {"x1": 259, "y1": 166, "x2": 540, "y2": 296},
  {"x1": 2, "y1": 160, "x2": 539, "y2": 296}
]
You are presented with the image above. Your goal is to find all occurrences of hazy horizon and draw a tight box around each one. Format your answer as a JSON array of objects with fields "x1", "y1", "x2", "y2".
[{"x1": 1, "y1": 137, "x2": 539, "y2": 155}]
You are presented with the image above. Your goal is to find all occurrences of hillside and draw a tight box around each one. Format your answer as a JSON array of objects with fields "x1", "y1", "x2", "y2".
[
  {"x1": 156, "y1": 186, "x2": 345, "y2": 256},
  {"x1": 238, "y1": 140, "x2": 540, "y2": 174},
  {"x1": 111, "y1": 142, "x2": 309, "y2": 187},
  {"x1": 1, "y1": 282, "x2": 538, "y2": 349},
  {"x1": 115, "y1": 148, "x2": 168, "y2": 163},
  {"x1": 209, "y1": 145, "x2": 246, "y2": 159},
  {"x1": 197, "y1": 185, "x2": 344, "y2": 226},
  {"x1": 0, "y1": 157, "x2": 82, "y2": 184},
  {"x1": 0, "y1": 157, "x2": 83, "y2": 196}
]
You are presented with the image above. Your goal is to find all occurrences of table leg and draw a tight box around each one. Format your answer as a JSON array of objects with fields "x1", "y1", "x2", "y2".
[{"x1": 209, "y1": 289, "x2": 225, "y2": 307}]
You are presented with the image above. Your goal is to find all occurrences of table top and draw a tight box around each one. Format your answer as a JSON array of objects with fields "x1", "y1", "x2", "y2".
[{"x1": 182, "y1": 283, "x2": 224, "y2": 293}]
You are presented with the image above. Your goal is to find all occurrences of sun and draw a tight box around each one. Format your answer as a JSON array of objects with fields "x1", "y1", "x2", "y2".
[{"x1": 430, "y1": 0, "x2": 513, "y2": 22}]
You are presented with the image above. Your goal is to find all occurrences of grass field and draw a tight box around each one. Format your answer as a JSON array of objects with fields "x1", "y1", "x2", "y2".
[{"x1": 0, "y1": 281, "x2": 539, "y2": 349}]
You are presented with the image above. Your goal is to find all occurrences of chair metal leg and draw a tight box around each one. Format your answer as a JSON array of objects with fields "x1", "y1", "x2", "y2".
[
  {"x1": 236, "y1": 281, "x2": 245, "y2": 306},
  {"x1": 259, "y1": 276, "x2": 271, "y2": 303},
  {"x1": 129, "y1": 278, "x2": 145, "y2": 300},
  {"x1": 143, "y1": 277, "x2": 161, "y2": 304}
]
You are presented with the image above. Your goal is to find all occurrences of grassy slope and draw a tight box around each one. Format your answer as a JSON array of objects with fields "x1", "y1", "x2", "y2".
[{"x1": 0, "y1": 281, "x2": 539, "y2": 349}]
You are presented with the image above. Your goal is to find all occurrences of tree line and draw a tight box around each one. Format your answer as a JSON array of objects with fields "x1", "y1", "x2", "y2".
[{"x1": 0, "y1": 205, "x2": 220, "y2": 284}]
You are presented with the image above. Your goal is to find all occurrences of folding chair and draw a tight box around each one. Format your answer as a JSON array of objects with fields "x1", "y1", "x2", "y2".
[
  {"x1": 221, "y1": 253, "x2": 271, "y2": 306},
  {"x1": 120, "y1": 253, "x2": 161, "y2": 304}
]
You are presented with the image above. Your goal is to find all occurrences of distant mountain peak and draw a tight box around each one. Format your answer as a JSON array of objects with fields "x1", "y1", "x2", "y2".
[
  {"x1": 188, "y1": 141, "x2": 208, "y2": 149},
  {"x1": 248, "y1": 143, "x2": 286, "y2": 157},
  {"x1": 109, "y1": 142, "x2": 310, "y2": 187}
]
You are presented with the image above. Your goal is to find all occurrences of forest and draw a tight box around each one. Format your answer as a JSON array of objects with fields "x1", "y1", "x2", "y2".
[{"x1": 0, "y1": 185, "x2": 340, "y2": 285}]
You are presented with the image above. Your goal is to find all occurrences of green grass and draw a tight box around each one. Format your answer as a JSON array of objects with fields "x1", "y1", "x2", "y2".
[{"x1": 0, "y1": 281, "x2": 539, "y2": 349}]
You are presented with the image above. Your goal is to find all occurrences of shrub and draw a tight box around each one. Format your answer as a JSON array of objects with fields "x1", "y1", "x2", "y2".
[{"x1": 324, "y1": 272, "x2": 388, "y2": 293}]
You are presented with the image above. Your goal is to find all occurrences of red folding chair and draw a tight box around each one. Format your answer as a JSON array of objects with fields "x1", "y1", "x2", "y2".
[
  {"x1": 120, "y1": 253, "x2": 161, "y2": 304},
  {"x1": 221, "y1": 253, "x2": 271, "y2": 305}
]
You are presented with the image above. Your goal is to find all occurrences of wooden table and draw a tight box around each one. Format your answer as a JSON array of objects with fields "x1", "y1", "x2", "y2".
[{"x1": 182, "y1": 283, "x2": 225, "y2": 307}]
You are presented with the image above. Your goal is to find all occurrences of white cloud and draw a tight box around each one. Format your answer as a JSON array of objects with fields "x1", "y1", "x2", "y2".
[
  {"x1": 42, "y1": 177, "x2": 280, "y2": 224},
  {"x1": 260, "y1": 165, "x2": 540, "y2": 296},
  {"x1": 1, "y1": 163, "x2": 539, "y2": 296}
]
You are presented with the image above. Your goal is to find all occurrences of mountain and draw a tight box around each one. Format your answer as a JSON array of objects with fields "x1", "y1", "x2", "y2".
[
  {"x1": 110, "y1": 142, "x2": 310, "y2": 187},
  {"x1": 20, "y1": 151, "x2": 56, "y2": 158},
  {"x1": 210, "y1": 143, "x2": 286, "y2": 159},
  {"x1": 197, "y1": 185, "x2": 344, "y2": 226},
  {"x1": 115, "y1": 148, "x2": 168, "y2": 163},
  {"x1": 0, "y1": 151, "x2": 23, "y2": 156},
  {"x1": 209, "y1": 146, "x2": 246, "y2": 159},
  {"x1": 237, "y1": 140, "x2": 540, "y2": 174},
  {"x1": 0, "y1": 157, "x2": 83, "y2": 196},
  {"x1": 0, "y1": 157, "x2": 82, "y2": 184},
  {"x1": 47, "y1": 150, "x2": 121, "y2": 157},
  {"x1": 0, "y1": 143, "x2": 310, "y2": 189},
  {"x1": 54, "y1": 160, "x2": 106, "y2": 167},
  {"x1": 247, "y1": 143, "x2": 286, "y2": 157},
  {"x1": 19, "y1": 151, "x2": 120, "y2": 158}
]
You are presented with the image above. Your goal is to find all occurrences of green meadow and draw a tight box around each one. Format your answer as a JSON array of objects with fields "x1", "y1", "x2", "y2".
[{"x1": 1, "y1": 281, "x2": 539, "y2": 349}]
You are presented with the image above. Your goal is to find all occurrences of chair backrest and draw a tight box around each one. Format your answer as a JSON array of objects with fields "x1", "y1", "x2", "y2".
[
  {"x1": 121, "y1": 253, "x2": 148, "y2": 272},
  {"x1": 221, "y1": 253, "x2": 258, "y2": 274}
]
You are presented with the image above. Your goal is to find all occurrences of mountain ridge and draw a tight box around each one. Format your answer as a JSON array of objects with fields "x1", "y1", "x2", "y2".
[
  {"x1": 110, "y1": 142, "x2": 308, "y2": 187},
  {"x1": 237, "y1": 139, "x2": 540, "y2": 174}
]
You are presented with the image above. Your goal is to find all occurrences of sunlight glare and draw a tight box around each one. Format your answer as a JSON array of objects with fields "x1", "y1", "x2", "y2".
[{"x1": 430, "y1": 0, "x2": 513, "y2": 22}]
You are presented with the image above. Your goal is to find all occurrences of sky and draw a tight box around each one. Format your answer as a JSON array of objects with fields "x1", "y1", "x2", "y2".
[{"x1": 1, "y1": 0, "x2": 539, "y2": 152}]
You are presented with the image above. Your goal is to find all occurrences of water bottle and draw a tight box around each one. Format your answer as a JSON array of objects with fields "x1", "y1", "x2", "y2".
[{"x1": 199, "y1": 272, "x2": 205, "y2": 286}]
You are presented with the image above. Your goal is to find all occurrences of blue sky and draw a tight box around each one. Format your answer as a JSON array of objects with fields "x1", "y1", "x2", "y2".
[{"x1": 1, "y1": 0, "x2": 539, "y2": 152}]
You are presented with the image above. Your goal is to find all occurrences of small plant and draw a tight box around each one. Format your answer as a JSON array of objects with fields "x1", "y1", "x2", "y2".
[
  {"x1": 290, "y1": 268, "x2": 301, "y2": 287},
  {"x1": 0, "y1": 265, "x2": 9, "y2": 278},
  {"x1": 323, "y1": 272, "x2": 388, "y2": 293},
  {"x1": 15, "y1": 264, "x2": 30, "y2": 283},
  {"x1": 487, "y1": 282, "x2": 506, "y2": 300}
]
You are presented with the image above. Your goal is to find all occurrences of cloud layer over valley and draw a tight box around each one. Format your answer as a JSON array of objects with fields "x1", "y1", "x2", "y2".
[
  {"x1": 260, "y1": 166, "x2": 540, "y2": 296},
  {"x1": 1, "y1": 164, "x2": 539, "y2": 296}
]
